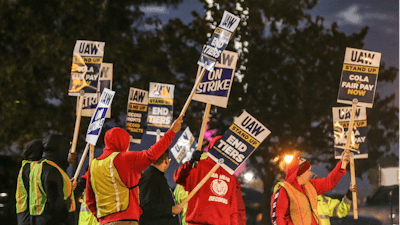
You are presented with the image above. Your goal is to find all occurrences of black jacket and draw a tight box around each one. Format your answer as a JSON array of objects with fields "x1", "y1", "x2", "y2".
[
  {"x1": 17, "y1": 139, "x2": 43, "y2": 225},
  {"x1": 31, "y1": 134, "x2": 75, "y2": 225},
  {"x1": 139, "y1": 165, "x2": 181, "y2": 225}
]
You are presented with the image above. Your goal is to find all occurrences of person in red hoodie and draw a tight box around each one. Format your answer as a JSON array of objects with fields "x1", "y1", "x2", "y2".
[
  {"x1": 174, "y1": 136, "x2": 239, "y2": 225},
  {"x1": 270, "y1": 151, "x2": 351, "y2": 225},
  {"x1": 85, "y1": 115, "x2": 183, "y2": 225}
]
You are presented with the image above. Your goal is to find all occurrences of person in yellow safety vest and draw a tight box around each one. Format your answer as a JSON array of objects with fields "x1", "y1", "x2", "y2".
[
  {"x1": 85, "y1": 116, "x2": 183, "y2": 225},
  {"x1": 16, "y1": 139, "x2": 44, "y2": 225},
  {"x1": 79, "y1": 190, "x2": 100, "y2": 225},
  {"x1": 173, "y1": 184, "x2": 188, "y2": 225},
  {"x1": 317, "y1": 184, "x2": 356, "y2": 225},
  {"x1": 29, "y1": 134, "x2": 76, "y2": 225}
]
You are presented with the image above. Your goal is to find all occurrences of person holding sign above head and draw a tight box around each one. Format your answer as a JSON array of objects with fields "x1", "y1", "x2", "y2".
[
  {"x1": 173, "y1": 136, "x2": 239, "y2": 225},
  {"x1": 270, "y1": 151, "x2": 351, "y2": 225},
  {"x1": 85, "y1": 115, "x2": 184, "y2": 225}
]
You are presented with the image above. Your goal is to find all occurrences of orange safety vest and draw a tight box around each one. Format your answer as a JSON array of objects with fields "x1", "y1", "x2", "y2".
[{"x1": 275, "y1": 181, "x2": 321, "y2": 225}]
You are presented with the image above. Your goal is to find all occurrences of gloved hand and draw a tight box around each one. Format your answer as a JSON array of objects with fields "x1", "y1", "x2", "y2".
[
  {"x1": 190, "y1": 150, "x2": 203, "y2": 164},
  {"x1": 346, "y1": 184, "x2": 357, "y2": 200}
]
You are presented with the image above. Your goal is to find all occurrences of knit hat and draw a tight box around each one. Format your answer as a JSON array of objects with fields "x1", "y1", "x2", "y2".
[{"x1": 297, "y1": 158, "x2": 311, "y2": 176}]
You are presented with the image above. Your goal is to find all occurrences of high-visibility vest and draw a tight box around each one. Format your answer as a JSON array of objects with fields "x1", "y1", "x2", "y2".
[
  {"x1": 15, "y1": 160, "x2": 36, "y2": 213},
  {"x1": 274, "y1": 181, "x2": 321, "y2": 225},
  {"x1": 78, "y1": 191, "x2": 100, "y2": 225},
  {"x1": 317, "y1": 195, "x2": 351, "y2": 225},
  {"x1": 90, "y1": 152, "x2": 129, "y2": 218},
  {"x1": 29, "y1": 159, "x2": 76, "y2": 215}
]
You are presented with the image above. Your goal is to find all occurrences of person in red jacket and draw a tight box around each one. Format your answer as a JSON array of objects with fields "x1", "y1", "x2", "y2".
[
  {"x1": 174, "y1": 136, "x2": 239, "y2": 225},
  {"x1": 270, "y1": 152, "x2": 350, "y2": 225},
  {"x1": 235, "y1": 178, "x2": 246, "y2": 225},
  {"x1": 85, "y1": 115, "x2": 183, "y2": 225}
]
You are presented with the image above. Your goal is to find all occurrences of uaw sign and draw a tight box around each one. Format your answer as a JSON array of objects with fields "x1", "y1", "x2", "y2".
[
  {"x1": 208, "y1": 111, "x2": 271, "y2": 174},
  {"x1": 80, "y1": 63, "x2": 113, "y2": 118},
  {"x1": 170, "y1": 127, "x2": 197, "y2": 164},
  {"x1": 197, "y1": 11, "x2": 240, "y2": 72},
  {"x1": 127, "y1": 87, "x2": 148, "y2": 144},
  {"x1": 146, "y1": 82, "x2": 174, "y2": 136},
  {"x1": 69, "y1": 40, "x2": 105, "y2": 97},
  {"x1": 193, "y1": 50, "x2": 238, "y2": 108},
  {"x1": 333, "y1": 106, "x2": 368, "y2": 159},
  {"x1": 86, "y1": 88, "x2": 115, "y2": 146},
  {"x1": 337, "y1": 47, "x2": 381, "y2": 108}
]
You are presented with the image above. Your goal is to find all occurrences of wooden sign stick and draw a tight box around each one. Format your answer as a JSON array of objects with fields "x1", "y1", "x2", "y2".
[
  {"x1": 340, "y1": 99, "x2": 358, "y2": 219},
  {"x1": 193, "y1": 103, "x2": 211, "y2": 168},
  {"x1": 197, "y1": 103, "x2": 211, "y2": 151},
  {"x1": 179, "y1": 67, "x2": 207, "y2": 117},
  {"x1": 89, "y1": 144, "x2": 94, "y2": 167},
  {"x1": 72, "y1": 143, "x2": 90, "y2": 186},
  {"x1": 180, "y1": 163, "x2": 220, "y2": 206},
  {"x1": 70, "y1": 96, "x2": 85, "y2": 154}
]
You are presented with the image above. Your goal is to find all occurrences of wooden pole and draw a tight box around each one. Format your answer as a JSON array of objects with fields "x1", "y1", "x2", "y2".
[
  {"x1": 340, "y1": 99, "x2": 358, "y2": 219},
  {"x1": 350, "y1": 157, "x2": 358, "y2": 219},
  {"x1": 193, "y1": 103, "x2": 212, "y2": 168},
  {"x1": 70, "y1": 96, "x2": 84, "y2": 154},
  {"x1": 179, "y1": 67, "x2": 207, "y2": 117},
  {"x1": 180, "y1": 163, "x2": 220, "y2": 206},
  {"x1": 73, "y1": 143, "x2": 90, "y2": 186},
  {"x1": 89, "y1": 144, "x2": 95, "y2": 167},
  {"x1": 197, "y1": 103, "x2": 212, "y2": 151}
]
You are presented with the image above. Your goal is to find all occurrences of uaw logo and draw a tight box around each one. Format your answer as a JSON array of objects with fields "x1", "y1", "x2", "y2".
[
  {"x1": 88, "y1": 108, "x2": 106, "y2": 135},
  {"x1": 210, "y1": 179, "x2": 228, "y2": 196}
]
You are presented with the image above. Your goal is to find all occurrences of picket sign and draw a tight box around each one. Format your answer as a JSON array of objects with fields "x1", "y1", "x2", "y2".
[
  {"x1": 180, "y1": 111, "x2": 270, "y2": 207},
  {"x1": 73, "y1": 88, "x2": 115, "y2": 186}
]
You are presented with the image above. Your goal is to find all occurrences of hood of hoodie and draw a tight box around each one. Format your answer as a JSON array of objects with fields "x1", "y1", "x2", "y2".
[
  {"x1": 42, "y1": 134, "x2": 71, "y2": 171},
  {"x1": 103, "y1": 127, "x2": 130, "y2": 153},
  {"x1": 206, "y1": 136, "x2": 222, "y2": 152},
  {"x1": 285, "y1": 156, "x2": 300, "y2": 185},
  {"x1": 23, "y1": 139, "x2": 44, "y2": 161}
]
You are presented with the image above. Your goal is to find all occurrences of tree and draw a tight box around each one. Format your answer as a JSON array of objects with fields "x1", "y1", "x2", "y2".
[{"x1": 0, "y1": 0, "x2": 183, "y2": 152}]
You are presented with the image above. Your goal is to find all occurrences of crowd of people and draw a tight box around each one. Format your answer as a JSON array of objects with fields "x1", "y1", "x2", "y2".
[{"x1": 15, "y1": 114, "x2": 355, "y2": 225}]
